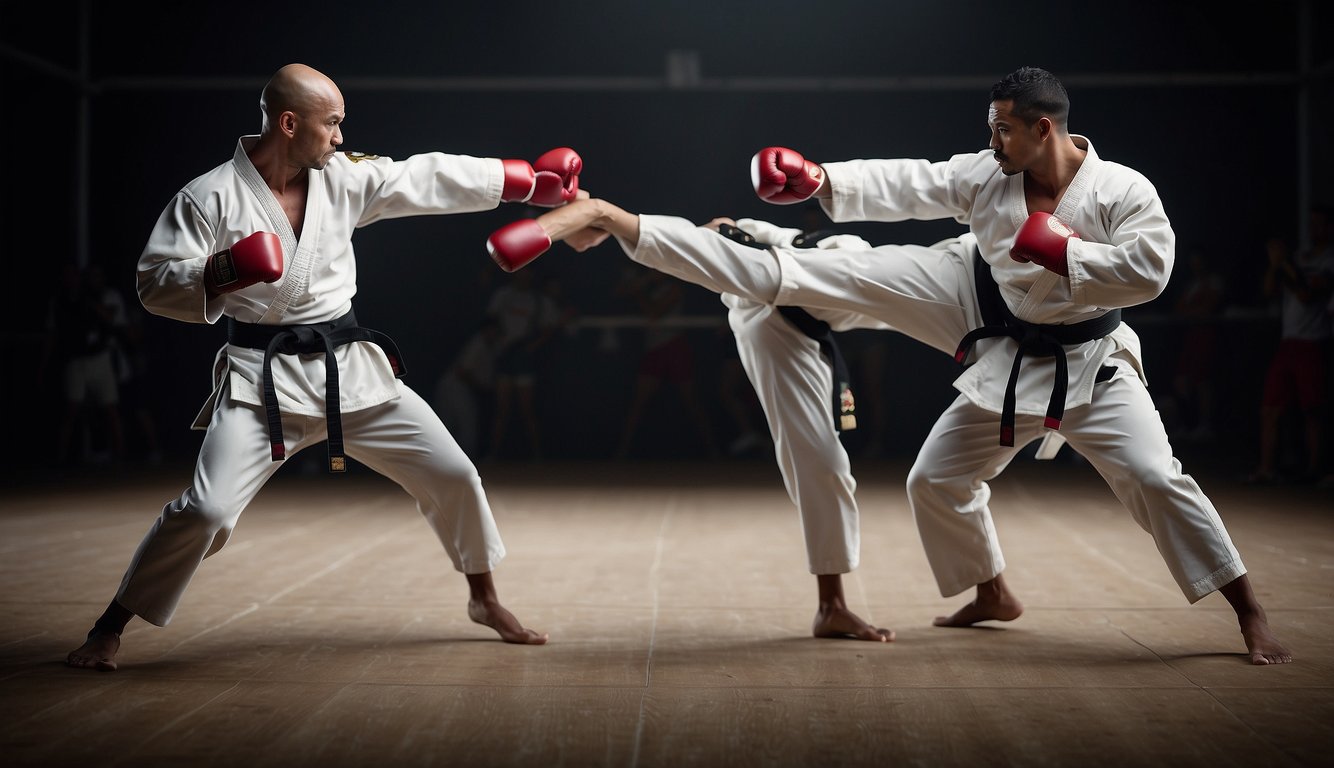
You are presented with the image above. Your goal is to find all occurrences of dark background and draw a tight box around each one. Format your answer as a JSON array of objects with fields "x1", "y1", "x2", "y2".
[{"x1": 3, "y1": 0, "x2": 1331, "y2": 479}]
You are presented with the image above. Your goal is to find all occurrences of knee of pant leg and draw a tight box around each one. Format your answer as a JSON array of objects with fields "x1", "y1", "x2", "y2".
[
  {"x1": 437, "y1": 460, "x2": 484, "y2": 486},
  {"x1": 159, "y1": 494, "x2": 238, "y2": 560},
  {"x1": 798, "y1": 435, "x2": 851, "y2": 478},
  {"x1": 172, "y1": 491, "x2": 239, "y2": 533},
  {"x1": 1132, "y1": 462, "x2": 1181, "y2": 502},
  {"x1": 1110, "y1": 449, "x2": 1189, "y2": 511},
  {"x1": 905, "y1": 460, "x2": 937, "y2": 503},
  {"x1": 906, "y1": 460, "x2": 982, "y2": 513},
  {"x1": 419, "y1": 461, "x2": 485, "y2": 497}
]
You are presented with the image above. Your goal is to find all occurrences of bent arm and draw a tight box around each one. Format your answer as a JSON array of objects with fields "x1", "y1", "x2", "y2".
[
  {"x1": 1067, "y1": 182, "x2": 1176, "y2": 309},
  {"x1": 136, "y1": 193, "x2": 218, "y2": 324}
]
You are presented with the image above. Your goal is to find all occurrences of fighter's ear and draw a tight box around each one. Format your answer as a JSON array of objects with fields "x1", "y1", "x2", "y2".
[{"x1": 1035, "y1": 116, "x2": 1053, "y2": 141}]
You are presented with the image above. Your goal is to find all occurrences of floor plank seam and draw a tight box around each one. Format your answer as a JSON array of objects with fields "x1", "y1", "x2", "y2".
[{"x1": 630, "y1": 497, "x2": 673, "y2": 768}]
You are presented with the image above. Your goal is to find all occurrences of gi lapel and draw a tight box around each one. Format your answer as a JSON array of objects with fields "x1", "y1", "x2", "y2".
[
  {"x1": 259, "y1": 175, "x2": 323, "y2": 324},
  {"x1": 233, "y1": 141, "x2": 320, "y2": 325},
  {"x1": 1013, "y1": 139, "x2": 1097, "y2": 318}
]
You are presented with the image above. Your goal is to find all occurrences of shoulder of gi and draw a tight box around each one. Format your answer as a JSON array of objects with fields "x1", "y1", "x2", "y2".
[{"x1": 328, "y1": 150, "x2": 501, "y2": 223}]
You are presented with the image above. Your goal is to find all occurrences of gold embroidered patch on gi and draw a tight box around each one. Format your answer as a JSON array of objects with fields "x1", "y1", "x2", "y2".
[
  {"x1": 839, "y1": 382, "x2": 857, "y2": 431},
  {"x1": 344, "y1": 152, "x2": 379, "y2": 163}
]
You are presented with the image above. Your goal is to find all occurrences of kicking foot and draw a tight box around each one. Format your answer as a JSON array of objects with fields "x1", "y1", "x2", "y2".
[
  {"x1": 1239, "y1": 611, "x2": 1293, "y2": 665},
  {"x1": 66, "y1": 630, "x2": 120, "y2": 671},
  {"x1": 468, "y1": 599, "x2": 549, "y2": 645},
  {"x1": 813, "y1": 603, "x2": 894, "y2": 642}
]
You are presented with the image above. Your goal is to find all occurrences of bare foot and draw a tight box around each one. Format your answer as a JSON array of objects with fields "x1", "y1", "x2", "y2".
[
  {"x1": 933, "y1": 598, "x2": 1023, "y2": 627},
  {"x1": 1239, "y1": 610, "x2": 1293, "y2": 665},
  {"x1": 933, "y1": 576, "x2": 1024, "y2": 627},
  {"x1": 813, "y1": 603, "x2": 894, "y2": 642},
  {"x1": 66, "y1": 630, "x2": 120, "y2": 671},
  {"x1": 1218, "y1": 574, "x2": 1293, "y2": 665},
  {"x1": 811, "y1": 574, "x2": 893, "y2": 642},
  {"x1": 467, "y1": 599, "x2": 549, "y2": 645}
]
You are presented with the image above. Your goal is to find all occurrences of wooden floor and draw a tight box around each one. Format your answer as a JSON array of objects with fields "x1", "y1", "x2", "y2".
[{"x1": 1, "y1": 457, "x2": 1331, "y2": 767}]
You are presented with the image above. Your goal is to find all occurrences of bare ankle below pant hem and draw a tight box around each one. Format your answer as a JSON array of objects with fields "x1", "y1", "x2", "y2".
[{"x1": 1186, "y1": 561, "x2": 1247, "y2": 604}]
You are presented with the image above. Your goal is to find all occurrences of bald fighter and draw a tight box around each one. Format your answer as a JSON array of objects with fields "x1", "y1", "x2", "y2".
[{"x1": 66, "y1": 63, "x2": 576, "y2": 671}]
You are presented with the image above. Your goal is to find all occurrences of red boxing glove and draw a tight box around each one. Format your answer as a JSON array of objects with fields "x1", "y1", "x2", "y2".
[
  {"x1": 530, "y1": 147, "x2": 582, "y2": 207},
  {"x1": 500, "y1": 159, "x2": 536, "y2": 202},
  {"x1": 206, "y1": 231, "x2": 283, "y2": 295},
  {"x1": 1010, "y1": 212, "x2": 1076, "y2": 276},
  {"x1": 499, "y1": 148, "x2": 582, "y2": 207},
  {"x1": 487, "y1": 219, "x2": 551, "y2": 272},
  {"x1": 751, "y1": 146, "x2": 824, "y2": 204}
]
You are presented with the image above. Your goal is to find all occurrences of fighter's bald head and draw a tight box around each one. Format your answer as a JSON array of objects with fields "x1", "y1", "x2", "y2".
[{"x1": 260, "y1": 64, "x2": 342, "y2": 129}]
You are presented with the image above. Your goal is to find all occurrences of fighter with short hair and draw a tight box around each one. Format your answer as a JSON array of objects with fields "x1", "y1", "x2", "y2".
[{"x1": 490, "y1": 66, "x2": 1292, "y2": 665}]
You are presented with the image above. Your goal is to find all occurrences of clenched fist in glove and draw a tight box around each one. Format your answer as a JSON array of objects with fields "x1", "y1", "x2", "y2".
[
  {"x1": 501, "y1": 147, "x2": 583, "y2": 207},
  {"x1": 205, "y1": 231, "x2": 284, "y2": 296},
  {"x1": 487, "y1": 219, "x2": 551, "y2": 273},
  {"x1": 751, "y1": 146, "x2": 825, "y2": 204},
  {"x1": 1010, "y1": 212, "x2": 1076, "y2": 276}
]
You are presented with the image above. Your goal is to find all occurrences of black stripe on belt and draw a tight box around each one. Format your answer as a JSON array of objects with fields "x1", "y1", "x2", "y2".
[
  {"x1": 716, "y1": 223, "x2": 856, "y2": 432},
  {"x1": 955, "y1": 249, "x2": 1121, "y2": 447},
  {"x1": 227, "y1": 310, "x2": 406, "y2": 472}
]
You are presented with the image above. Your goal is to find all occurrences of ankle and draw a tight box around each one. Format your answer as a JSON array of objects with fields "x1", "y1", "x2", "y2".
[
  {"x1": 817, "y1": 597, "x2": 847, "y2": 612},
  {"x1": 976, "y1": 579, "x2": 1007, "y2": 601}
]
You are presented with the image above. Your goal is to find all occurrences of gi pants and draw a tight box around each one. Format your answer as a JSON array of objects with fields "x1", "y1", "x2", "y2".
[
  {"x1": 726, "y1": 295, "x2": 859, "y2": 574},
  {"x1": 625, "y1": 216, "x2": 1247, "y2": 604},
  {"x1": 910, "y1": 377, "x2": 1245, "y2": 602},
  {"x1": 115, "y1": 380, "x2": 505, "y2": 626}
]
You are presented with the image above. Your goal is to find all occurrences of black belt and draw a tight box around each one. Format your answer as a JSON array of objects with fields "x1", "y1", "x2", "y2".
[
  {"x1": 227, "y1": 310, "x2": 406, "y2": 472},
  {"x1": 954, "y1": 249, "x2": 1121, "y2": 446},
  {"x1": 717, "y1": 223, "x2": 855, "y2": 432}
]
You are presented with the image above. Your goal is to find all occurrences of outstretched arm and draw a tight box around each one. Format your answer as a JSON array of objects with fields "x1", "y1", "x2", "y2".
[
  {"x1": 487, "y1": 197, "x2": 643, "y2": 271},
  {"x1": 535, "y1": 198, "x2": 641, "y2": 250}
]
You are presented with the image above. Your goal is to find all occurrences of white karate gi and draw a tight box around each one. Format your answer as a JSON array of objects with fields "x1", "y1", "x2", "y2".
[
  {"x1": 616, "y1": 136, "x2": 1245, "y2": 603},
  {"x1": 124, "y1": 137, "x2": 511, "y2": 626},
  {"x1": 722, "y1": 219, "x2": 976, "y2": 575}
]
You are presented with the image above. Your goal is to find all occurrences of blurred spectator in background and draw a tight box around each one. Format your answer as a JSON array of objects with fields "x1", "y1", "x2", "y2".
[
  {"x1": 485, "y1": 266, "x2": 565, "y2": 461},
  {"x1": 1170, "y1": 244, "x2": 1226, "y2": 442},
  {"x1": 41, "y1": 263, "x2": 127, "y2": 466},
  {"x1": 435, "y1": 315, "x2": 503, "y2": 460},
  {"x1": 1247, "y1": 208, "x2": 1334, "y2": 484},
  {"x1": 613, "y1": 266, "x2": 718, "y2": 460}
]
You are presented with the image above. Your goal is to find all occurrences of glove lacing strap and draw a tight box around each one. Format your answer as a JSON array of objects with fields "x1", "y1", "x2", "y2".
[
  {"x1": 955, "y1": 249, "x2": 1121, "y2": 447},
  {"x1": 716, "y1": 223, "x2": 856, "y2": 432},
  {"x1": 227, "y1": 310, "x2": 406, "y2": 472}
]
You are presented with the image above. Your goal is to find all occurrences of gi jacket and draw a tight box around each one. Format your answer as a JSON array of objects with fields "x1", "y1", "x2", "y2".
[
  {"x1": 138, "y1": 136, "x2": 508, "y2": 428},
  {"x1": 820, "y1": 136, "x2": 1173, "y2": 419}
]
